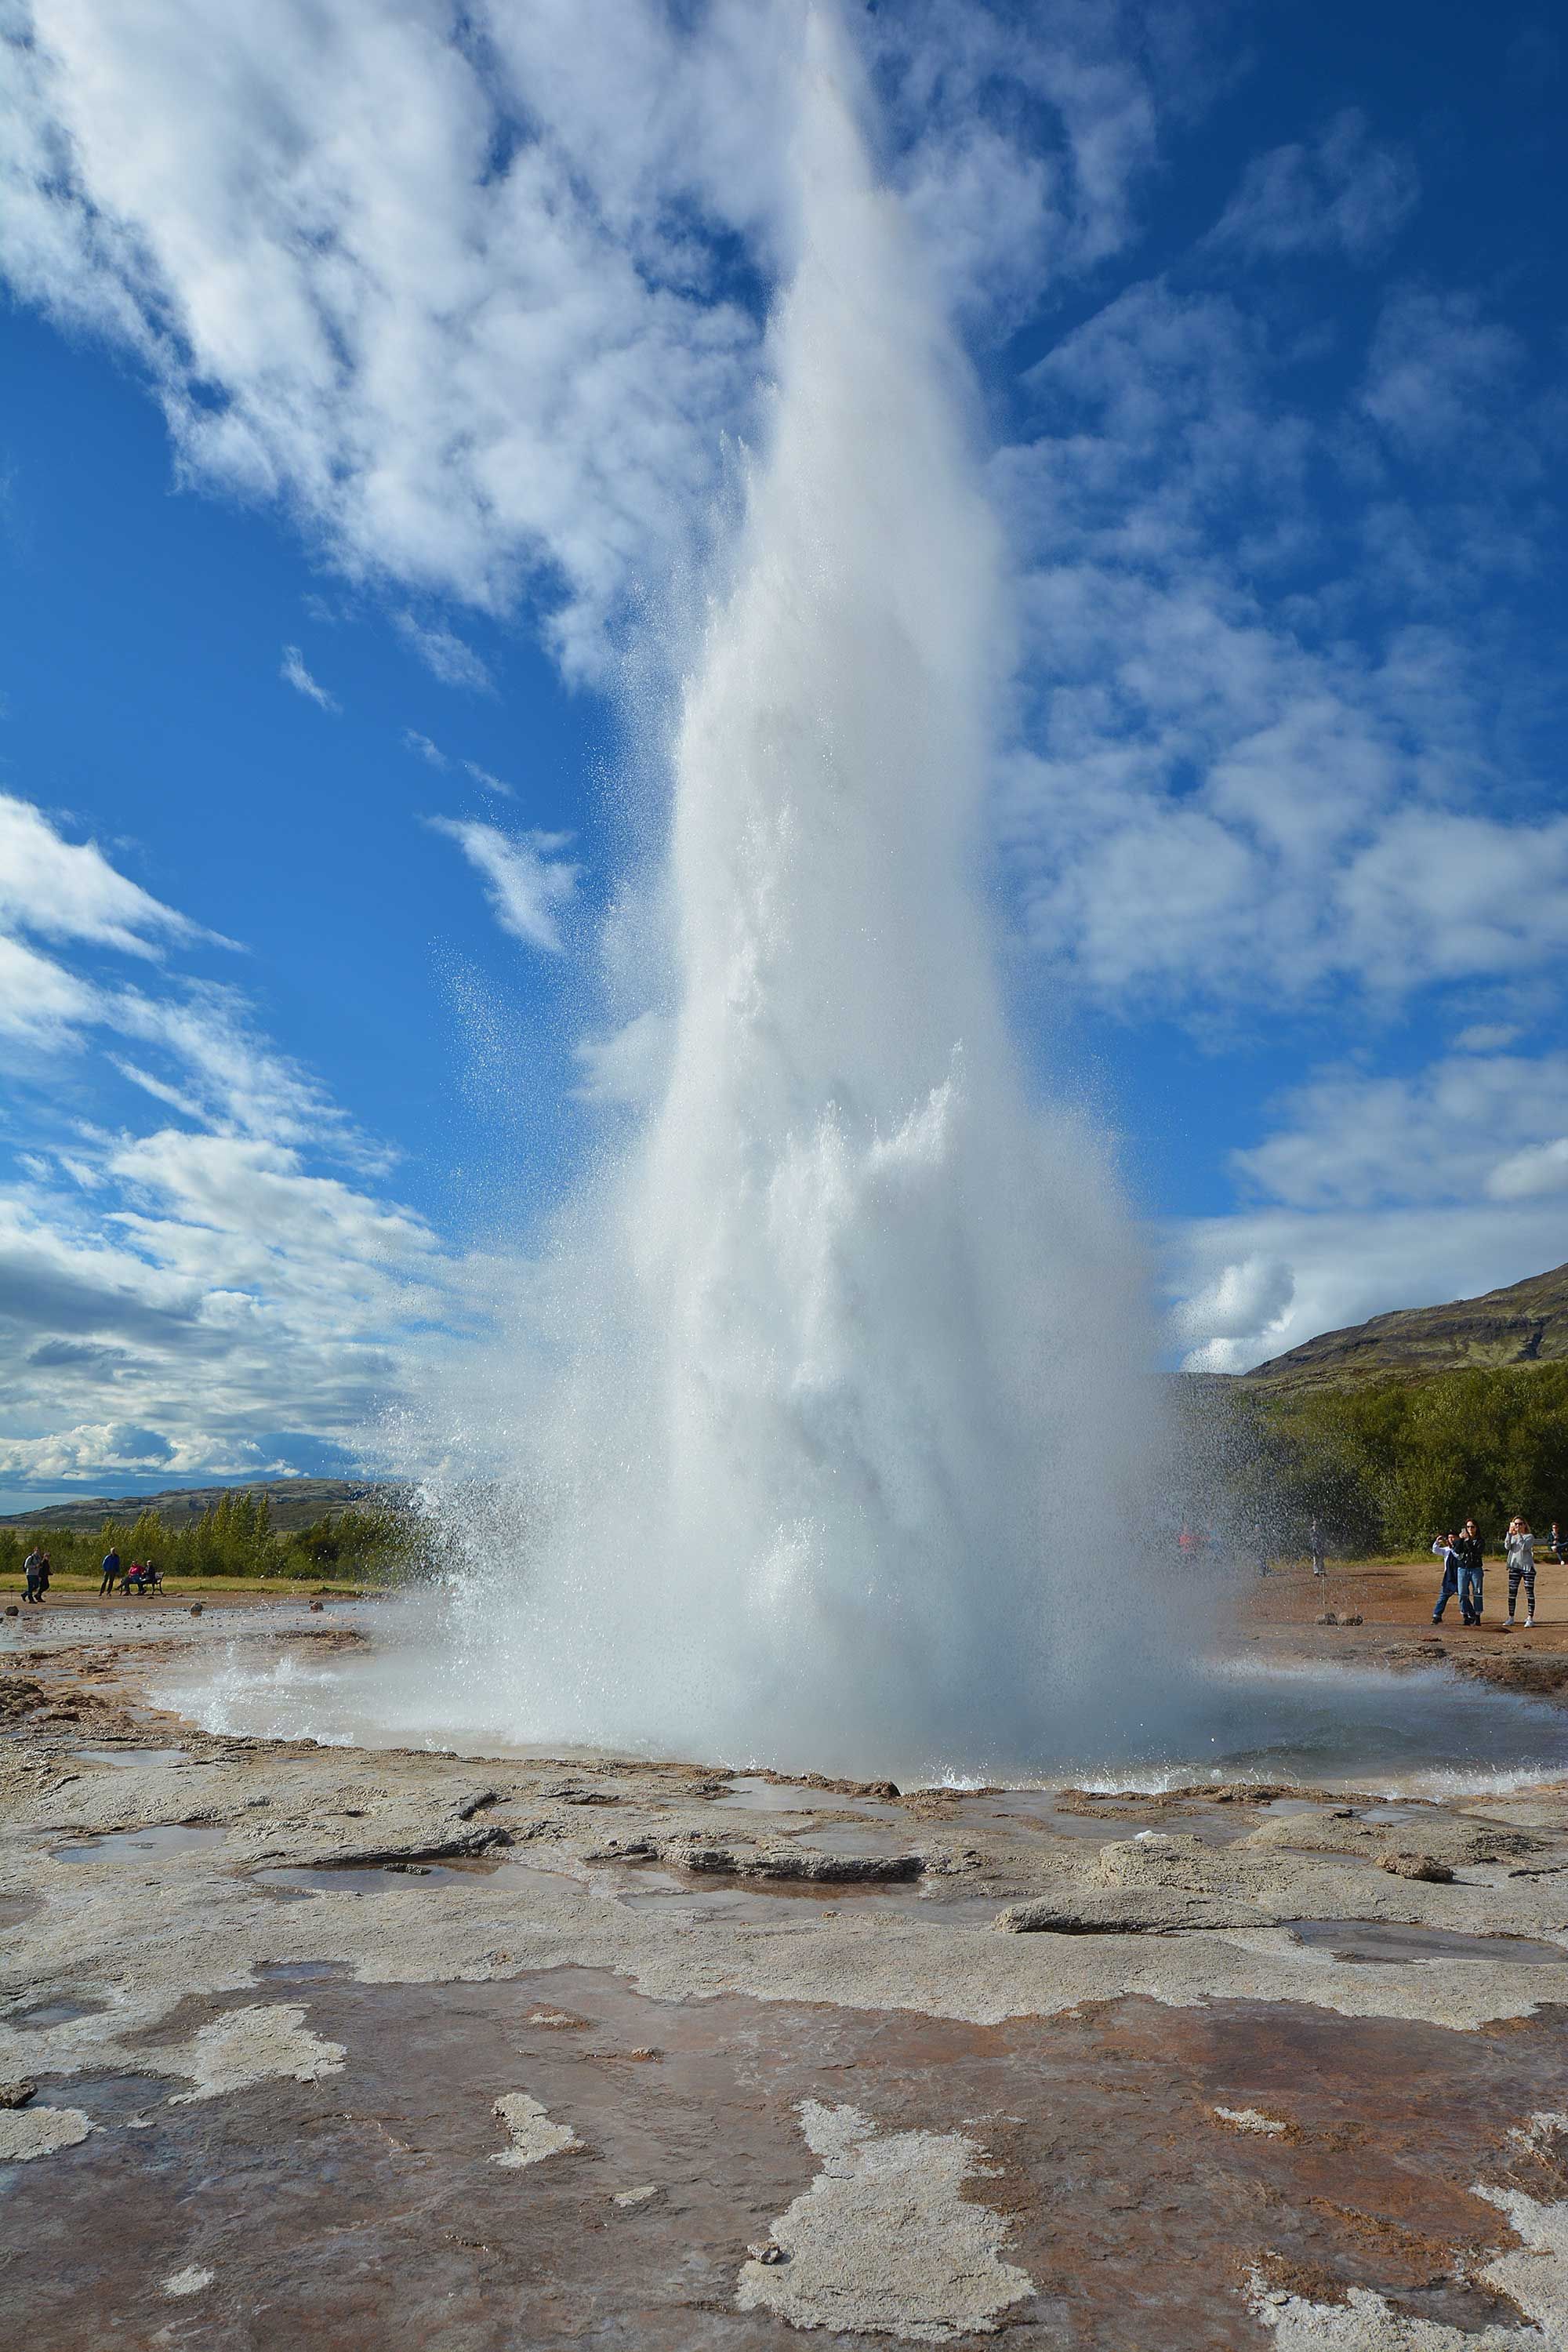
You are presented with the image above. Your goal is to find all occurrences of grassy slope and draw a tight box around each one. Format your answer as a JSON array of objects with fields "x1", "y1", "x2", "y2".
[
  {"x1": 1241, "y1": 1261, "x2": 1568, "y2": 1394},
  {"x1": 0, "y1": 1478, "x2": 402, "y2": 1534}
]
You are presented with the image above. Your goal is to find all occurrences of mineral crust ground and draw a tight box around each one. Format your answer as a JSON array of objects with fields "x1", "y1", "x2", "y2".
[{"x1": 5, "y1": 1574, "x2": 1568, "y2": 2349}]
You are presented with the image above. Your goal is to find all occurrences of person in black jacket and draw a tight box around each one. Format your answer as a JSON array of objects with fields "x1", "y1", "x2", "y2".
[
  {"x1": 1454, "y1": 1520, "x2": 1484, "y2": 1625},
  {"x1": 98, "y1": 1547, "x2": 122, "y2": 1597}
]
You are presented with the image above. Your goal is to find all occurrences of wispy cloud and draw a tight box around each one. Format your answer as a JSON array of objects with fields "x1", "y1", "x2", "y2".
[
  {"x1": 1210, "y1": 109, "x2": 1417, "y2": 262},
  {"x1": 280, "y1": 644, "x2": 339, "y2": 713},
  {"x1": 0, "y1": 2, "x2": 1183, "y2": 675},
  {"x1": 428, "y1": 816, "x2": 577, "y2": 954},
  {"x1": 402, "y1": 728, "x2": 448, "y2": 768},
  {"x1": 0, "y1": 791, "x2": 217, "y2": 958},
  {"x1": 0, "y1": 795, "x2": 457, "y2": 1486},
  {"x1": 395, "y1": 613, "x2": 494, "y2": 692},
  {"x1": 1359, "y1": 289, "x2": 1526, "y2": 459},
  {"x1": 463, "y1": 760, "x2": 514, "y2": 798}
]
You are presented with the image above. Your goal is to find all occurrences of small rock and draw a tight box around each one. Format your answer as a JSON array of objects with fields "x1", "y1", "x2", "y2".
[
  {"x1": 4, "y1": 1606, "x2": 16, "y2": 1617},
  {"x1": 309, "y1": 1601, "x2": 324, "y2": 1613},
  {"x1": 1214, "y1": 2105, "x2": 1287, "y2": 2136},
  {"x1": 189, "y1": 1604, "x2": 203, "y2": 1617},
  {"x1": 1316, "y1": 1611, "x2": 1338, "y2": 1626},
  {"x1": 627, "y1": 2047, "x2": 660, "y2": 2062},
  {"x1": 0, "y1": 2080, "x2": 37, "y2": 2108},
  {"x1": 750, "y1": 2241, "x2": 787, "y2": 2266},
  {"x1": 612, "y1": 2183, "x2": 660, "y2": 2207},
  {"x1": 1382, "y1": 1852, "x2": 1454, "y2": 1882},
  {"x1": 163, "y1": 2266, "x2": 214, "y2": 2299}
]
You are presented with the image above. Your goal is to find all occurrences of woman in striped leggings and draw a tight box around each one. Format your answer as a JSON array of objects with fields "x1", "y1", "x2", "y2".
[{"x1": 1504, "y1": 1518, "x2": 1537, "y2": 1630}]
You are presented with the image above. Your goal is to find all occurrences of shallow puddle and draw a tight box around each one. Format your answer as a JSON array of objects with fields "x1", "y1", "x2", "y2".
[
  {"x1": 52, "y1": 1824, "x2": 227, "y2": 1861},
  {"x1": 71, "y1": 1747, "x2": 190, "y2": 1769},
  {"x1": 1287, "y1": 1918, "x2": 1566, "y2": 1965},
  {"x1": 598, "y1": 1860, "x2": 996, "y2": 1926},
  {"x1": 775, "y1": 1822, "x2": 917, "y2": 1861},
  {"x1": 255, "y1": 1858, "x2": 585, "y2": 1903},
  {"x1": 254, "y1": 1958, "x2": 359, "y2": 1984},
  {"x1": 708, "y1": 1777, "x2": 900, "y2": 1818},
  {"x1": 11, "y1": 1996, "x2": 111, "y2": 2028},
  {"x1": 960, "y1": 1790, "x2": 1258, "y2": 1848}
]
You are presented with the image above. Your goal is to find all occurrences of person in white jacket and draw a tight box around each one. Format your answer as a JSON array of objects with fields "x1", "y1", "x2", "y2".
[{"x1": 1504, "y1": 1517, "x2": 1537, "y2": 1630}]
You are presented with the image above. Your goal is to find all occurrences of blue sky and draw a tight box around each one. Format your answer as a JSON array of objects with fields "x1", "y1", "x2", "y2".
[{"x1": 0, "y1": 0, "x2": 1564, "y2": 1504}]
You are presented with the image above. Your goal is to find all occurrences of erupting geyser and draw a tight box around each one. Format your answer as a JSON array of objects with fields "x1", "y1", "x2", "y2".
[{"x1": 401, "y1": 16, "x2": 1176, "y2": 1779}]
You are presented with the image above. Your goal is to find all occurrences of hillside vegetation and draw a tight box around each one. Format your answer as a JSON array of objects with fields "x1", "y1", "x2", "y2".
[
  {"x1": 1214, "y1": 1362, "x2": 1568, "y2": 1555},
  {"x1": 0, "y1": 1477, "x2": 399, "y2": 1535},
  {"x1": 0, "y1": 1487, "x2": 413, "y2": 1584},
  {"x1": 1243, "y1": 1261, "x2": 1568, "y2": 1392}
]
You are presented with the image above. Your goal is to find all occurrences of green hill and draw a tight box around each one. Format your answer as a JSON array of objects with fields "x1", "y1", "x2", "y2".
[
  {"x1": 0, "y1": 1476, "x2": 401, "y2": 1536},
  {"x1": 1241, "y1": 1262, "x2": 1568, "y2": 1394}
]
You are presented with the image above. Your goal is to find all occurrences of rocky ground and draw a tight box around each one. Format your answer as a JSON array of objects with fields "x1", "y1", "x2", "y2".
[
  {"x1": 1248, "y1": 1552, "x2": 1568, "y2": 1705},
  {"x1": 5, "y1": 1581, "x2": 1568, "y2": 2348}
]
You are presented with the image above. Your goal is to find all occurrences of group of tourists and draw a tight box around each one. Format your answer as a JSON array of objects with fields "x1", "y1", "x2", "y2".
[
  {"x1": 16, "y1": 1545, "x2": 162, "y2": 1605},
  {"x1": 96, "y1": 1547, "x2": 159, "y2": 1597},
  {"x1": 1432, "y1": 1517, "x2": 1546, "y2": 1629}
]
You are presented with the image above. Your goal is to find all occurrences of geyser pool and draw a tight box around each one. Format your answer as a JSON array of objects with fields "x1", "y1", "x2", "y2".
[{"x1": 158, "y1": 1605, "x2": 1568, "y2": 1801}]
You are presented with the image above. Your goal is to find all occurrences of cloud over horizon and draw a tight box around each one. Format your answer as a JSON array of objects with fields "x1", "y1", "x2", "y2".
[
  {"x1": 0, "y1": 793, "x2": 463, "y2": 1492},
  {"x1": 2, "y1": 1, "x2": 1564, "y2": 1429}
]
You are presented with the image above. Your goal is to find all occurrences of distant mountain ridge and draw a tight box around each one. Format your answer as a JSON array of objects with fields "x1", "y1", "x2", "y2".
[
  {"x1": 0, "y1": 1477, "x2": 401, "y2": 1534},
  {"x1": 1242, "y1": 1262, "x2": 1568, "y2": 1392}
]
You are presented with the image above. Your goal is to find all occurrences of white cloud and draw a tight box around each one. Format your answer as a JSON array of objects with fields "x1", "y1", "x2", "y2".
[
  {"x1": 429, "y1": 817, "x2": 577, "y2": 955},
  {"x1": 279, "y1": 644, "x2": 339, "y2": 712},
  {"x1": 0, "y1": 933, "x2": 97, "y2": 1048},
  {"x1": 0, "y1": 2, "x2": 1182, "y2": 675},
  {"x1": 109, "y1": 1130, "x2": 437, "y2": 1278},
  {"x1": 1454, "y1": 1023, "x2": 1522, "y2": 1053},
  {"x1": 1210, "y1": 109, "x2": 1417, "y2": 262},
  {"x1": 1230, "y1": 1050, "x2": 1568, "y2": 1212},
  {"x1": 1171, "y1": 1201, "x2": 1568, "y2": 1376},
  {"x1": 1172, "y1": 1254, "x2": 1295, "y2": 1347},
  {"x1": 402, "y1": 729, "x2": 447, "y2": 768},
  {"x1": 109, "y1": 983, "x2": 365, "y2": 1157},
  {"x1": 1487, "y1": 1138, "x2": 1568, "y2": 1203},
  {"x1": 463, "y1": 761, "x2": 514, "y2": 798},
  {"x1": 395, "y1": 614, "x2": 493, "y2": 693},
  {"x1": 1171, "y1": 1045, "x2": 1568, "y2": 1367},
  {"x1": 996, "y1": 249, "x2": 1564, "y2": 1020},
  {"x1": 0, "y1": 794, "x2": 463, "y2": 1486},
  {"x1": 1360, "y1": 289, "x2": 1526, "y2": 459},
  {"x1": 0, "y1": 790, "x2": 212, "y2": 958}
]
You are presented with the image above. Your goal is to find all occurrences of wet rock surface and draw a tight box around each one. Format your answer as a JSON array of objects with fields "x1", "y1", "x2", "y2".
[{"x1": 7, "y1": 1608, "x2": 1568, "y2": 2345}]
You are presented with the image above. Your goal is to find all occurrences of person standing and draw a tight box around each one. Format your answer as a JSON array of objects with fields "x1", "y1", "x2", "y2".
[
  {"x1": 1431, "y1": 1532, "x2": 1464, "y2": 1624},
  {"x1": 98, "y1": 1545, "x2": 122, "y2": 1597},
  {"x1": 22, "y1": 1545, "x2": 45, "y2": 1604},
  {"x1": 1309, "y1": 1517, "x2": 1327, "y2": 1577},
  {"x1": 1504, "y1": 1517, "x2": 1537, "y2": 1630},
  {"x1": 1553, "y1": 1523, "x2": 1563, "y2": 1564},
  {"x1": 1454, "y1": 1519, "x2": 1484, "y2": 1625}
]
